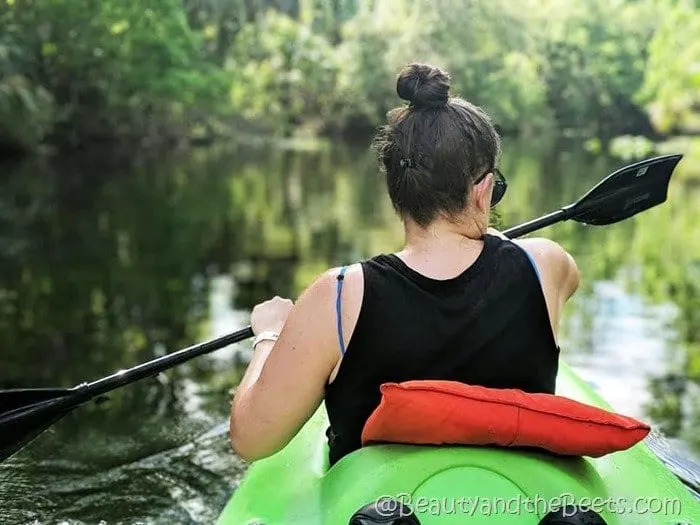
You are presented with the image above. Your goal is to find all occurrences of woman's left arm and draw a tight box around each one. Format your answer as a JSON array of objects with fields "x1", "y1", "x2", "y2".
[{"x1": 229, "y1": 270, "x2": 344, "y2": 462}]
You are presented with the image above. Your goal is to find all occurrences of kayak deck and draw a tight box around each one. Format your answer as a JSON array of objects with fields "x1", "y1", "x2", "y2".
[{"x1": 217, "y1": 362, "x2": 700, "y2": 524}]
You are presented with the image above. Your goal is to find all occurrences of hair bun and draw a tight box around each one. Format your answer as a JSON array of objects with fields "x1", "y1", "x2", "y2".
[{"x1": 396, "y1": 63, "x2": 451, "y2": 108}]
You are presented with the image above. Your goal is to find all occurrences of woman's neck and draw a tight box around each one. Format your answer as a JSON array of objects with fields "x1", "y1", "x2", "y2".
[
  {"x1": 404, "y1": 215, "x2": 484, "y2": 248},
  {"x1": 396, "y1": 215, "x2": 487, "y2": 278}
]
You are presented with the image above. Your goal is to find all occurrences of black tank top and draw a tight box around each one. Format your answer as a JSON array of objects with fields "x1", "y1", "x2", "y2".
[{"x1": 323, "y1": 234, "x2": 560, "y2": 466}]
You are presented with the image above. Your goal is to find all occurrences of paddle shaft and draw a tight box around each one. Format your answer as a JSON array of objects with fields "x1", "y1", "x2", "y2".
[
  {"x1": 0, "y1": 326, "x2": 254, "y2": 425},
  {"x1": 74, "y1": 326, "x2": 254, "y2": 399},
  {"x1": 503, "y1": 208, "x2": 570, "y2": 238}
]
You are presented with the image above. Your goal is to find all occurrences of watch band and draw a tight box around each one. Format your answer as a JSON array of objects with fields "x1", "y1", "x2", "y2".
[{"x1": 252, "y1": 331, "x2": 279, "y2": 350}]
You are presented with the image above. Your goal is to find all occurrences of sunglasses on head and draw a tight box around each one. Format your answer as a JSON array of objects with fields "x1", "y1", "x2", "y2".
[{"x1": 474, "y1": 167, "x2": 507, "y2": 207}]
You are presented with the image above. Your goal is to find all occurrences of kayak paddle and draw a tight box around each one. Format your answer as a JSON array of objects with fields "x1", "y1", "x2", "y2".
[
  {"x1": 504, "y1": 154, "x2": 683, "y2": 237},
  {"x1": 0, "y1": 326, "x2": 253, "y2": 462},
  {"x1": 0, "y1": 153, "x2": 683, "y2": 463}
]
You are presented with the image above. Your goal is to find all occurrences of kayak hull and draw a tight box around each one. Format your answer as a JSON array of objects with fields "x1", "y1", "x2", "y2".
[{"x1": 217, "y1": 362, "x2": 700, "y2": 524}]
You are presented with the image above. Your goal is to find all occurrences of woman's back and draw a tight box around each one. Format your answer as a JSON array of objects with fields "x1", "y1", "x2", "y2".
[
  {"x1": 325, "y1": 234, "x2": 559, "y2": 464},
  {"x1": 228, "y1": 63, "x2": 579, "y2": 466}
]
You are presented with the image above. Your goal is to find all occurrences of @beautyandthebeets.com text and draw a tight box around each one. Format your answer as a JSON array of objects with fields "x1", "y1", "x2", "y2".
[{"x1": 373, "y1": 493, "x2": 683, "y2": 517}]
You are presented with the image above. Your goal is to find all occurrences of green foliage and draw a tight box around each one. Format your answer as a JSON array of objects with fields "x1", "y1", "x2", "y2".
[
  {"x1": 638, "y1": 0, "x2": 700, "y2": 133},
  {"x1": 427, "y1": 0, "x2": 550, "y2": 131},
  {"x1": 0, "y1": 11, "x2": 56, "y2": 151},
  {"x1": 0, "y1": 0, "x2": 229, "y2": 151},
  {"x1": 228, "y1": 9, "x2": 340, "y2": 136},
  {"x1": 335, "y1": 0, "x2": 442, "y2": 126},
  {"x1": 1, "y1": 0, "x2": 699, "y2": 152},
  {"x1": 0, "y1": 75, "x2": 55, "y2": 152},
  {"x1": 535, "y1": 0, "x2": 658, "y2": 140}
]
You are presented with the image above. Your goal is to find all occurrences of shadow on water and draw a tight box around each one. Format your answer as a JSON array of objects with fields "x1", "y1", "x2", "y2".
[{"x1": 0, "y1": 137, "x2": 698, "y2": 523}]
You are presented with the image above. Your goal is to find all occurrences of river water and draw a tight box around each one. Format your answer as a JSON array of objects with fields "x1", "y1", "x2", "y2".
[{"x1": 0, "y1": 137, "x2": 698, "y2": 524}]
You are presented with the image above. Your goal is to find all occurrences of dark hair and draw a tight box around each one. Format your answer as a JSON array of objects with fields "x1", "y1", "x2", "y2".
[{"x1": 372, "y1": 63, "x2": 501, "y2": 227}]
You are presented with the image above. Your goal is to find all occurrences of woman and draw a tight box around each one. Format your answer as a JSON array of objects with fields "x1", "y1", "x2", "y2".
[{"x1": 229, "y1": 63, "x2": 579, "y2": 466}]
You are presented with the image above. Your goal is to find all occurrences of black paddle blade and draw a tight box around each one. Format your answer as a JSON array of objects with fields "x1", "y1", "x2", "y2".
[
  {"x1": 570, "y1": 154, "x2": 683, "y2": 225},
  {"x1": 0, "y1": 389, "x2": 75, "y2": 462}
]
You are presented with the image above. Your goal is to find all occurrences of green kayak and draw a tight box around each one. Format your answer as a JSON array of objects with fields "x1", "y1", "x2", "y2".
[{"x1": 217, "y1": 362, "x2": 700, "y2": 524}]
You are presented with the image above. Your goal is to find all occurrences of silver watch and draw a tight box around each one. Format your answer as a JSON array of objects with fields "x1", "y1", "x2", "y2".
[{"x1": 252, "y1": 331, "x2": 279, "y2": 350}]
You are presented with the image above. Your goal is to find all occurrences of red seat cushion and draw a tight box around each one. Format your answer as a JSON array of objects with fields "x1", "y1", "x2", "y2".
[{"x1": 361, "y1": 381, "x2": 650, "y2": 457}]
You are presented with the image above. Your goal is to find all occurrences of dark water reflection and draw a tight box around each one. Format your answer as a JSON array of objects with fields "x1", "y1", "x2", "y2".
[{"x1": 0, "y1": 138, "x2": 698, "y2": 524}]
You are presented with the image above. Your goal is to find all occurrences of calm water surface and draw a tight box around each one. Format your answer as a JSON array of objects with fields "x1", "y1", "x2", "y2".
[{"x1": 0, "y1": 138, "x2": 698, "y2": 524}]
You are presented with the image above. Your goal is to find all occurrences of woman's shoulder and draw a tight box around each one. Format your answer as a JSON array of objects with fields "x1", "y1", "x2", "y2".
[
  {"x1": 510, "y1": 237, "x2": 580, "y2": 301},
  {"x1": 301, "y1": 262, "x2": 366, "y2": 300},
  {"x1": 510, "y1": 237, "x2": 577, "y2": 271},
  {"x1": 486, "y1": 230, "x2": 577, "y2": 274}
]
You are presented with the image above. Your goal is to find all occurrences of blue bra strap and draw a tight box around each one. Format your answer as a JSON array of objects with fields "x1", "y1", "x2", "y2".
[
  {"x1": 335, "y1": 266, "x2": 348, "y2": 355},
  {"x1": 522, "y1": 249, "x2": 542, "y2": 283}
]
